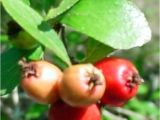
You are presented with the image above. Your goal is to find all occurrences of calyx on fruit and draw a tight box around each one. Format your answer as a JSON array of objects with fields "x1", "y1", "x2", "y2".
[
  {"x1": 95, "y1": 57, "x2": 143, "y2": 106},
  {"x1": 19, "y1": 59, "x2": 62, "y2": 104}
]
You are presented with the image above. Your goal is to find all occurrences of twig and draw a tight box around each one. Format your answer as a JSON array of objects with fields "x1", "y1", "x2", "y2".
[
  {"x1": 61, "y1": 25, "x2": 68, "y2": 52},
  {"x1": 11, "y1": 87, "x2": 23, "y2": 120},
  {"x1": 107, "y1": 107, "x2": 148, "y2": 120},
  {"x1": 102, "y1": 109, "x2": 127, "y2": 120},
  {"x1": 60, "y1": 25, "x2": 77, "y2": 64},
  {"x1": 12, "y1": 87, "x2": 19, "y2": 106}
]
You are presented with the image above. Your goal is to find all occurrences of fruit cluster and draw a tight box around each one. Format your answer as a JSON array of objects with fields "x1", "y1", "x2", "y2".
[{"x1": 19, "y1": 57, "x2": 143, "y2": 120}]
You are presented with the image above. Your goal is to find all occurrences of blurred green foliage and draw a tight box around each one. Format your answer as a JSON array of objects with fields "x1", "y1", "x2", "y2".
[{"x1": 1, "y1": 0, "x2": 159, "y2": 120}]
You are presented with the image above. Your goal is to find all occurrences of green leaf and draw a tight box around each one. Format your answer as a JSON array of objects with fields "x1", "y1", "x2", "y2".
[
  {"x1": 0, "y1": 34, "x2": 9, "y2": 42},
  {"x1": 0, "y1": 48, "x2": 23, "y2": 96},
  {"x1": 1, "y1": 46, "x2": 45, "y2": 95},
  {"x1": 84, "y1": 38, "x2": 114, "y2": 63},
  {"x1": 138, "y1": 84, "x2": 148, "y2": 95},
  {"x1": 151, "y1": 89, "x2": 160, "y2": 100},
  {"x1": 61, "y1": 0, "x2": 151, "y2": 49},
  {"x1": 25, "y1": 103, "x2": 48, "y2": 120},
  {"x1": 42, "y1": 0, "x2": 55, "y2": 12},
  {"x1": 1, "y1": 112, "x2": 9, "y2": 120},
  {"x1": 26, "y1": 46, "x2": 44, "y2": 60},
  {"x1": 45, "y1": 0, "x2": 80, "y2": 20},
  {"x1": 22, "y1": 0, "x2": 30, "y2": 5},
  {"x1": 2, "y1": 0, "x2": 71, "y2": 66}
]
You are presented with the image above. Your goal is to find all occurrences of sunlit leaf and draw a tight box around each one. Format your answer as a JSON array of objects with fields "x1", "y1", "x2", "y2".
[
  {"x1": 2, "y1": 0, "x2": 71, "y2": 65},
  {"x1": 61, "y1": 0, "x2": 151, "y2": 49}
]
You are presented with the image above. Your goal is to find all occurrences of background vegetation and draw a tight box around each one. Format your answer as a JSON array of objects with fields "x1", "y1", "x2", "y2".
[{"x1": 1, "y1": 0, "x2": 159, "y2": 120}]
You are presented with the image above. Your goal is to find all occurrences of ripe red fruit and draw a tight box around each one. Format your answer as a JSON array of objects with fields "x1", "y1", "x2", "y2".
[
  {"x1": 59, "y1": 64, "x2": 106, "y2": 107},
  {"x1": 49, "y1": 101, "x2": 101, "y2": 120},
  {"x1": 95, "y1": 57, "x2": 143, "y2": 106},
  {"x1": 20, "y1": 60, "x2": 63, "y2": 104}
]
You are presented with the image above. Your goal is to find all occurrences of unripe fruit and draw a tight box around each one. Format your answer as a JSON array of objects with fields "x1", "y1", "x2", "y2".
[
  {"x1": 49, "y1": 101, "x2": 101, "y2": 120},
  {"x1": 95, "y1": 57, "x2": 143, "y2": 106},
  {"x1": 59, "y1": 64, "x2": 106, "y2": 107},
  {"x1": 11, "y1": 31, "x2": 38, "y2": 50},
  {"x1": 20, "y1": 60, "x2": 62, "y2": 104}
]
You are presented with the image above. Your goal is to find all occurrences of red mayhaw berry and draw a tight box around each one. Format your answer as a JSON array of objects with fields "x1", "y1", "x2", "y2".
[
  {"x1": 49, "y1": 101, "x2": 101, "y2": 120},
  {"x1": 95, "y1": 57, "x2": 143, "y2": 106}
]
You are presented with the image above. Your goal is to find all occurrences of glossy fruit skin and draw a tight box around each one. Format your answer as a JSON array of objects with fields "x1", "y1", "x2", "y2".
[
  {"x1": 49, "y1": 101, "x2": 101, "y2": 120},
  {"x1": 95, "y1": 57, "x2": 142, "y2": 106},
  {"x1": 59, "y1": 64, "x2": 106, "y2": 107},
  {"x1": 21, "y1": 60, "x2": 62, "y2": 104}
]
